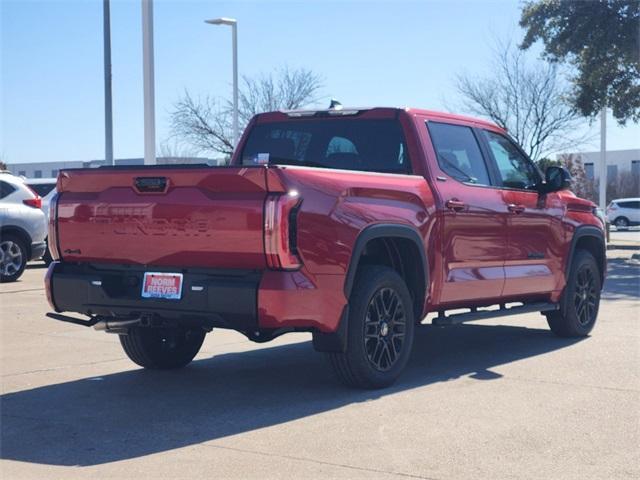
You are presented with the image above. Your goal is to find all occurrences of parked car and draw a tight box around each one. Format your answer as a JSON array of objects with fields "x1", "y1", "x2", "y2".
[
  {"x1": 25, "y1": 178, "x2": 58, "y2": 264},
  {"x1": 44, "y1": 107, "x2": 606, "y2": 388},
  {"x1": 606, "y1": 197, "x2": 640, "y2": 229},
  {"x1": 0, "y1": 172, "x2": 47, "y2": 282}
]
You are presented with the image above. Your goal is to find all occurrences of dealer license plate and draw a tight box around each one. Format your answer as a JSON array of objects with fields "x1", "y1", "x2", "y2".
[{"x1": 141, "y1": 272, "x2": 183, "y2": 300}]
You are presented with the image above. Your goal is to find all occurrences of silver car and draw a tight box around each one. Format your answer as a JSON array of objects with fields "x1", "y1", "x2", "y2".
[
  {"x1": 25, "y1": 178, "x2": 58, "y2": 264},
  {"x1": 0, "y1": 172, "x2": 47, "y2": 281},
  {"x1": 606, "y1": 197, "x2": 640, "y2": 229}
]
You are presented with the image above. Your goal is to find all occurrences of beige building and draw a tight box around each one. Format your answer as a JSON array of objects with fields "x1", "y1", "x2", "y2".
[
  {"x1": 558, "y1": 149, "x2": 640, "y2": 181},
  {"x1": 7, "y1": 157, "x2": 222, "y2": 179}
]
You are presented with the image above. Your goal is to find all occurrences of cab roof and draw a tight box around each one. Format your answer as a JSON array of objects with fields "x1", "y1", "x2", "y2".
[{"x1": 255, "y1": 106, "x2": 505, "y2": 133}]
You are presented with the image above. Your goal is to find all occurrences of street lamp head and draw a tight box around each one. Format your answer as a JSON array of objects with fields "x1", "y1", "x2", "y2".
[{"x1": 205, "y1": 17, "x2": 237, "y2": 26}]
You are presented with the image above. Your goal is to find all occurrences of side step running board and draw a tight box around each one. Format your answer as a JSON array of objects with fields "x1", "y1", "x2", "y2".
[{"x1": 432, "y1": 302, "x2": 558, "y2": 326}]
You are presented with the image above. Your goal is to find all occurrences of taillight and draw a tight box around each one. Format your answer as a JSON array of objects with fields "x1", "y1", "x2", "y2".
[
  {"x1": 23, "y1": 196, "x2": 42, "y2": 209},
  {"x1": 23, "y1": 184, "x2": 42, "y2": 208},
  {"x1": 48, "y1": 193, "x2": 61, "y2": 261},
  {"x1": 264, "y1": 191, "x2": 302, "y2": 270}
]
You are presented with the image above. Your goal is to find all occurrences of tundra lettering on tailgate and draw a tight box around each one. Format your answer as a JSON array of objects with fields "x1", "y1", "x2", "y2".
[{"x1": 88, "y1": 215, "x2": 211, "y2": 237}]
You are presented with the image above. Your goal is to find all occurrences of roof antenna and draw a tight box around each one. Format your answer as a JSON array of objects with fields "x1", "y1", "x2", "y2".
[{"x1": 328, "y1": 99, "x2": 343, "y2": 110}]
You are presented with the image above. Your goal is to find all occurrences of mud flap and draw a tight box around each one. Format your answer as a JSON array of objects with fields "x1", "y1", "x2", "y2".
[{"x1": 312, "y1": 305, "x2": 349, "y2": 353}]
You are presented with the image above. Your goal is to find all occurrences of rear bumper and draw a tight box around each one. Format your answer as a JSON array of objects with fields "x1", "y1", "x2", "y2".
[
  {"x1": 30, "y1": 241, "x2": 47, "y2": 261},
  {"x1": 45, "y1": 262, "x2": 347, "y2": 334},
  {"x1": 46, "y1": 262, "x2": 260, "y2": 331}
]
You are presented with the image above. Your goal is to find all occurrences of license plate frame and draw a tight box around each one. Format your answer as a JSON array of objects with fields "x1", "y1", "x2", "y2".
[{"x1": 141, "y1": 272, "x2": 183, "y2": 300}]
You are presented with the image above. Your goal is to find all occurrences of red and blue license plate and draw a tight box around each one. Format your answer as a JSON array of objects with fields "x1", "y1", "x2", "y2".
[{"x1": 141, "y1": 272, "x2": 183, "y2": 300}]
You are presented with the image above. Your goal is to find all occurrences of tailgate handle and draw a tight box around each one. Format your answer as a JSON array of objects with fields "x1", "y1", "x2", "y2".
[{"x1": 134, "y1": 176, "x2": 168, "y2": 193}]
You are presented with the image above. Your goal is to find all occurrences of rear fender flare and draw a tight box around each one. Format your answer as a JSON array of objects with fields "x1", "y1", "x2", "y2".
[
  {"x1": 313, "y1": 224, "x2": 428, "y2": 354},
  {"x1": 343, "y1": 224, "x2": 428, "y2": 300}
]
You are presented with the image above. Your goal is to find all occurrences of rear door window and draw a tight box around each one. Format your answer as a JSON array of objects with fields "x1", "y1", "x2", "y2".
[
  {"x1": 619, "y1": 201, "x2": 640, "y2": 209},
  {"x1": 27, "y1": 183, "x2": 56, "y2": 197},
  {"x1": 426, "y1": 122, "x2": 491, "y2": 185},
  {"x1": 0, "y1": 181, "x2": 16, "y2": 200},
  {"x1": 241, "y1": 119, "x2": 411, "y2": 174}
]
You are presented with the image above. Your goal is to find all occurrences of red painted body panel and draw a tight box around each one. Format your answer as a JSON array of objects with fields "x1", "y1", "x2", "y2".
[
  {"x1": 50, "y1": 107, "x2": 605, "y2": 335},
  {"x1": 56, "y1": 167, "x2": 270, "y2": 269},
  {"x1": 500, "y1": 189, "x2": 566, "y2": 299}
]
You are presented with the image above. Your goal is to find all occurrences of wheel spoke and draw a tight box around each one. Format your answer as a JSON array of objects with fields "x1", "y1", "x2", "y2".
[{"x1": 364, "y1": 286, "x2": 406, "y2": 372}]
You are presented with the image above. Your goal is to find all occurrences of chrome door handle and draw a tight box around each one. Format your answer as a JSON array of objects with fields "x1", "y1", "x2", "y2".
[{"x1": 508, "y1": 204, "x2": 525, "y2": 214}]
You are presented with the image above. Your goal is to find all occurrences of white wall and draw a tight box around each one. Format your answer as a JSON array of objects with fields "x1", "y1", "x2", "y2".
[{"x1": 558, "y1": 149, "x2": 640, "y2": 180}]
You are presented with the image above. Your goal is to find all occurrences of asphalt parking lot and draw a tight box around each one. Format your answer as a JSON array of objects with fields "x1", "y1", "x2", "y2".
[{"x1": 1, "y1": 245, "x2": 639, "y2": 479}]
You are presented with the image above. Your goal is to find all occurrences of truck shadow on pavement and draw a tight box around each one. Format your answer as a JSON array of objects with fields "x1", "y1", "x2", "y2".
[{"x1": 1, "y1": 323, "x2": 583, "y2": 467}]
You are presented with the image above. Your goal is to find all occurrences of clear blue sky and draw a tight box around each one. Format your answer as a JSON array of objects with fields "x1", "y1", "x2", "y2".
[{"x1": 2, "y1": 0, "x2": 638, "y2": 164}]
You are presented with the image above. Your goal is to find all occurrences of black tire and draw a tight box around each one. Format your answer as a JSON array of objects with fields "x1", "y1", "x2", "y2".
[
  {"x1": 546, "y1": 250, "x2": 601, "y2": 337},
  {"x1": 0, "y1": 234, "x2": 28, "y2": 283},
  {"x1": 613, "y1": 217, "x2": 629, "y2": 229},
  {"x1": 326, "y1": 266, "x2": 415, "y2": 389},
  {"x1": 119, "y1": 327, "x2": 206, "y2": 369}
]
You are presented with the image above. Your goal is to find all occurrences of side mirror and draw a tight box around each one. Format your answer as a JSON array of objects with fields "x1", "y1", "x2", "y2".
[{"x1": 541, "y1": 166, "x2": 572, "y2": 193}]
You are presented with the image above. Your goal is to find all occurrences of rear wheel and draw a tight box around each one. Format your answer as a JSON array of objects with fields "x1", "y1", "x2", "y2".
[
  {"x1": 119, "y1": 327, "x2": 206, "y2": 369},
  {"x1": 0, "y1": 234, "x2": 27, "y2": 282},
  {"x1": 326, "y1": 266, "x2": 415, "y2": 389},
  {"x1": 546, "y1": 250, "x2": 601, "y2": 337},
  {"x1": 613, "y1": 216, "x2": 629, "y2": 229}
]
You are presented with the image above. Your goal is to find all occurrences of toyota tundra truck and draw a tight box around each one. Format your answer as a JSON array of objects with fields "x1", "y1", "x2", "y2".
[{"x1": 44, "y1": 107, "x2": 606, "y2": 389}]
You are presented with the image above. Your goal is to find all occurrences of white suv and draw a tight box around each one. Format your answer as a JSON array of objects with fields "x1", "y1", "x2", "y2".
[
  {"x1": 25, "y1": 178, "x2": 58, "y2": 264},
  {"x1": 606, "y1": 197, "x2": 640, "y2": 229},
  {"x1": 0, "y1": 172, "x2": 47, "y2": 281}
]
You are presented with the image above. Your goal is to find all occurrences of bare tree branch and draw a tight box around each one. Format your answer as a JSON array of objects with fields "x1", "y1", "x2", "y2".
[
  {"x1": 453, "y1": 39, "x2": 593, "y2": 161},
  {"x1": 170, "y1": 67, "x2": 323, "y2": 159}
]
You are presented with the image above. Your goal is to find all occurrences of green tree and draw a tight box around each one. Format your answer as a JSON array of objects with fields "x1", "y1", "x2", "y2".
[
  {"x1": 536, "y1": 157, "x2": 560, "y2": 173},
  {"x1": 520, "y1": 0, "x2": 640, "y2": 124}
]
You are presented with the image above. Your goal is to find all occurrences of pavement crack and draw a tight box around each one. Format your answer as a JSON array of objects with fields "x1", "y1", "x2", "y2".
[
  {"x1": 2, "y1": 357, "x2": 127, "y2": 378},
  {"x1": 200, "y1": 443, "x2": 441, "y2": 480},
  {"x1": 503, "y1": 375, "x2": 640, "y2": 393},
  {"x1": 0, "y1": 287, "x2": 45, "y2": 294}
]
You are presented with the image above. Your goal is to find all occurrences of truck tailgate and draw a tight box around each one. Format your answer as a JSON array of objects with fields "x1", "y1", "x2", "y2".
[{"x1": 56, "y1": 166, "x2": 271, "y2": 269}]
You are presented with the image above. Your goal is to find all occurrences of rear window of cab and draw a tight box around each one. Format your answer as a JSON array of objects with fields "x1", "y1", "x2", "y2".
[{"x1": 241, "y1": 119, "x2": 411, "y2": 174}]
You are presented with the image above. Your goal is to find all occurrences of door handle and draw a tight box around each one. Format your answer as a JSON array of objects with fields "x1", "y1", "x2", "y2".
[
  {"x1": 508, "y1": 204, "x2": 525, "y2": 214},
  {"x1": 446, "y1": 199, "x2": 466, "y2": 212}
]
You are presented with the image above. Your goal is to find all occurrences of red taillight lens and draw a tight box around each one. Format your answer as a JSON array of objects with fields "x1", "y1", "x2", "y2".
[
  {"x1": 48, "y1": 193, "x2": 61, "y2": 261},
  {"x1": 23, "y1": 196, "x2": 42, "y2": 209},
  {"x1": 264, "y1": 191, "x2": 302, "y2": 270}
]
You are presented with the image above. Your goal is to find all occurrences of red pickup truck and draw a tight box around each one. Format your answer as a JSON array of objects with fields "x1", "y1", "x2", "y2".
[{"x1": 45, "y1": 107, "x2": 606, "y2": 389}]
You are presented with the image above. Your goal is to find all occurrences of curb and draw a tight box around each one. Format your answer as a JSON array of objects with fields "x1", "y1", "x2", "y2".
[{"x1": 607, "y1": 245, "x2": 640, "y2": 251}]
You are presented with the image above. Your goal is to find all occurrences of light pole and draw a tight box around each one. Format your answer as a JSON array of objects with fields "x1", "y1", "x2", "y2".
[
  {"x1": 204, "y1": 17, "x2": 238, "y2": 148},
  {"x1": 142, "y1": 0, "x2": 156, "y2": 165},
  {"x1": 599, "y1": 107, "x2": 607, "y2": 211},
  {"x1": 103, "y1": 0, "x2": 113, "y2": 166}
]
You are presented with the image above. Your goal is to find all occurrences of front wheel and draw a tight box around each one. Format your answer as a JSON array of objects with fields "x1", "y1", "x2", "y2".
[
  {"x1": 326, "y1": 266, "x2": 415, "y2": 389},
  {"x1": 119, "y1": 327, "x2": 206, "y2": 369},
  {"x1": 546, "y1": 250, "x2": 601, "y2": 337}
]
